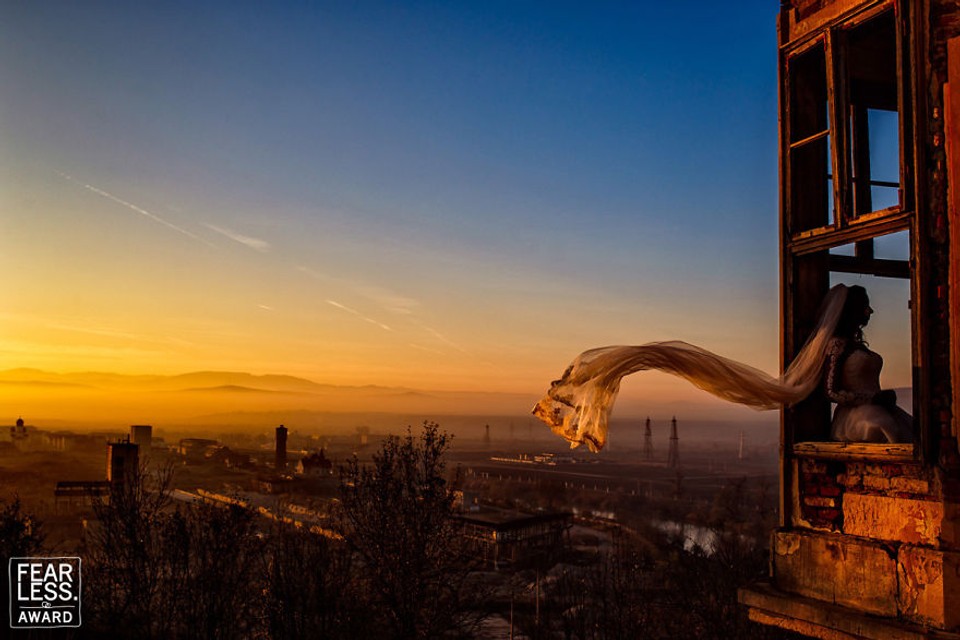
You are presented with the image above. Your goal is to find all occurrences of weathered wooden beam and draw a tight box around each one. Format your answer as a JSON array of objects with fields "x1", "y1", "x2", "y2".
[
  {"x1": 947, "y1": 35, "x2": 960, "y2": 447},
  {"x1": 788, "y1": 128, "x2": 830, "y2": 149},
  {"x1": 827, "y1": 254, "x2": 910, "y2": 278},
  {"x1": 792, "y1": 441, "x2": 916, "y2": 461},
  {"x1": 789, "y1": 209, "x2": 910, "y2": 254}
]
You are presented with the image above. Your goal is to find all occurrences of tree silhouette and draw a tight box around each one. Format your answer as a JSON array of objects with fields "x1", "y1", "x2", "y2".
[
  {"x1": 261, "y1": 518, "x2": 366, "y2": 639},
  {"x1": 338, "y1": 421, "x2": 479, "y2": 639}
]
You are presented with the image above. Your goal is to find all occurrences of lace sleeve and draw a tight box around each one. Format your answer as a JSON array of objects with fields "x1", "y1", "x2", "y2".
[{"x1": 824, "y1": 339, "x2": 873, "y2": 405}]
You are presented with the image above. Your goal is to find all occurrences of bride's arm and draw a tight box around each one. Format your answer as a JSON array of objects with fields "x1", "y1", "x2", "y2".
[{"x1": 824, "y1": 339, "x2": 874, "y2": 405}]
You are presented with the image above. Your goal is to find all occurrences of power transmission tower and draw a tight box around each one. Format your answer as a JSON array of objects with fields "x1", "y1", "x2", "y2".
[
  {"x1": 643, "y1": 417, "x2": 654, "y2": 460},
  {"x1": 667, "y1": 416, "x2": 679, "y2": 468}
]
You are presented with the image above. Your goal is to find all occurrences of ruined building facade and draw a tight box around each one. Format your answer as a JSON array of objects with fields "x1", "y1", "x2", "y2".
[{"x1": 740, "y1": 0, "x2": 960, "y2": 637}]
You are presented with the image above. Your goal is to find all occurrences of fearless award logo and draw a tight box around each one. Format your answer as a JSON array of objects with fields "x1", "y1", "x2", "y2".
[{"x1": 8, "y1": 557, "x2": 81, "y2": 629}]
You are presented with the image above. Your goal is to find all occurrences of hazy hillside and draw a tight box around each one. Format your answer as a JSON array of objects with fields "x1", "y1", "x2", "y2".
[
  {"x1": 0, "y1": 369, "x2": 909, "y2": 437},
  {"x1": 0, "y1": 368, "x2": 538, "y2": 424}
]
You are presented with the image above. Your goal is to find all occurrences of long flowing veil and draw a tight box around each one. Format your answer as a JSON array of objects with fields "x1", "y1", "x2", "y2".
[{"x1": 532, "y1": 284, "x2": 850, "y2": 452}]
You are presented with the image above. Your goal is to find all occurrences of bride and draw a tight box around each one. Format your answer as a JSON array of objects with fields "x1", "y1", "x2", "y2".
[
  {"x1": 533, "y1": 283, "x2": 914, "y2": 451},
  {"x1": 824, "y1": 285, "x2": 913, "y2": 443}
]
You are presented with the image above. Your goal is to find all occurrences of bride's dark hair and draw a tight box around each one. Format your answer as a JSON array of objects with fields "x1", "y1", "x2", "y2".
[{"x1": 835, "y1": 285, "x2": 869, "y2": 345}]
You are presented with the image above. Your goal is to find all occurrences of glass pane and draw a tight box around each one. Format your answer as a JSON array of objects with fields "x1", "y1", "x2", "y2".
[
  {"x1": 846, "y1": 11, "x2": 900, "y2": 218},
  {"x1": 873, "y1": 230, "x2": 910, "y2": 261},
  {"x1": 790, "y1": 44, "x2": 828, "y2": 143},
  {"x1": 870, "y1": 185, "x2": 900, "y2": 210},
  {"x1": 788, "y1": 43, "x2": 833, "y2": 233},
  {"x1": 829, "y1": 242, "x2": 855, "y2": 256},
  {"x1": 868, "y1": 109, "x2": 900, "y2": 184}
]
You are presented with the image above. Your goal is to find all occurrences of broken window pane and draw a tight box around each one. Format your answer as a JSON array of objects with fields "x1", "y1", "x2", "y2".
[{"x1": 789, "y1": 42, "x2": 833, "y2": 232}]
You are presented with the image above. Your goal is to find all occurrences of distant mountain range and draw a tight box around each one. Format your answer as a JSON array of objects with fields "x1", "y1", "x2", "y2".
[
  {"x1": 0, "y1": 368, "x2": 913, "y2": 431},
  {"x1": 0, "y1": 368, "x2": 379, "y2": 393},
  {"x1": 0, "y1": 368, "x2": 539, "y2": 423}
]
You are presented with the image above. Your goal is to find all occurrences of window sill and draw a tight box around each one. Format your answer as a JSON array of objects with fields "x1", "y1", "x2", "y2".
[
  {"x1": 788, "y1": 210, "x2": 911, "y2": 255},
  {"x1": 793, "y1": 441, "x2": 915, "y2": 462}
]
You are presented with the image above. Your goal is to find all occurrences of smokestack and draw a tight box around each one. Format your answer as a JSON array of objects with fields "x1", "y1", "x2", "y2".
[
  {"x1": 275, "y1": 425, "x2": 288, "y2": 470},
  {"x1": 667, "y1": 416, "x2": 679, "y2": 468},
  {"x1": 643, "y1": 417, "x2": 653, "y2": 460},
  {"x1": 106, "y1": 439, "x2": 139, "y2": 488}
]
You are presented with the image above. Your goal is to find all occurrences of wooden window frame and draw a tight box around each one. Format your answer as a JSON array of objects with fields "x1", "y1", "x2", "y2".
[
  {"x1": 783, "y1": 0, "x2": 914, "y2": 252},
  {"x1": 779, "y1": 0, "x2": 918, "y2": 485}
]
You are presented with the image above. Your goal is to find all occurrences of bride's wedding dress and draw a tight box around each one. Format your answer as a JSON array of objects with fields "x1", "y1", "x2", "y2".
[{"x1": 825, "y1": 338, "x2": 913, "y2": 443}]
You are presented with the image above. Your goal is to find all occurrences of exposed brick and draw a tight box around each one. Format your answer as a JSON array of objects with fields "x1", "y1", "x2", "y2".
[
  {"x1": 802, "y1": 461, "x2": 828, "y2": 474},
  {"x1": 841, "y1": 474, "x2": 863, "y2": 487},
  {"x1": 865, "y1": 464, "x2": 883, "y2": 476},
  {"x1": 863, "y1": 475, "x2": 891, "y2": 491},
  {"x1": 802, "y1": 482, "x2": 821, "y2": 496},
  {"x1": 890, "y1": 477, "x2": 930, "y2": 495},
  {"x1": 816, "y1": 508, "x2": 841, "y2": 523},
  {"x1": 819, "y1": 485, "x2": 842, "y2": 498},
  {"x1": 804, "y1": 496, "x2": 837, "y2": 508}
]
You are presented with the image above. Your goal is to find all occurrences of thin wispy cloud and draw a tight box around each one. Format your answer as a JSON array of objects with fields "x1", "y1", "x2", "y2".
[
  {"x1": 258, "y1": 304, "x2": 275, "y2": 311},
  {"x1": 298, "y1": 267, "x2": 421, "y2": 318},
  {"x1": 203, "y1": 223, "x2": 271, "y2": 252},
  {"x1": 408, "y1": 343, "x2": 446, "y2": 356},
  {"x1": 59, "y1": 172, "x2": 213, "y2": 247},
  {"x1": 297, "y1": 266, "x2": 328, "y2": 280},
  {"x1": 42, "y1": 321, "x2": 199, "y2": 349},
  {"x1": 0, "y1": 338, "x2": 166, "y2": 361},
  {"x1": 326, "y1": 300, "x2": 393, "y2": 332},
  {"x1": 299, "y1": 266, "x2": 467, "y2": 354},
  {"x1": 356, "y1": 285, "x2": 419, "y2": 316},
  {"x1": 412, "y1": 321, "x2": 468, "y2": 353}
]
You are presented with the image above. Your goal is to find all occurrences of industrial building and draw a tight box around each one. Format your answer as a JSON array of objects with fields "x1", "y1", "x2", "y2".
[
  {"x1": 130, "y1": 424, "x2": 153, "y2": 448},
  {"x1": 275, "y1": 425, "x2": 288, "y2": 470},
  {"x1": 456, "y1": 509, "x2": 572, "y2": 570},
  {"x1": 739, "y1": 1, "x2": 960, "y2": 637},
  {"x1": 106, "y1": 440, "x2": 139, "y2": 487}
]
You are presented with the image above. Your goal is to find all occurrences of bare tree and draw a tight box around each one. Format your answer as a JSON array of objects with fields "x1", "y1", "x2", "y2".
[
  {"x1": 0, "y1": 496, "x2": 47, "y2": 634},
  {"x1": 0, "y1": 496, "x2": 45, "y2": 561},
  {"x1": 338, "y1": 421, "x2": 479, "y2": 639},
  {"x1": 154, "y1": 501, "x2": 261, "y2": 640},
  {"x1": 85, "y1": 465, "x2": 263, "y2": 639},
  {"x1": 84, "y1": 464, "x2": 174, "y2": 637},
  {"x1": 261, "y1": 521, "x2": 366, "y2": 640}
]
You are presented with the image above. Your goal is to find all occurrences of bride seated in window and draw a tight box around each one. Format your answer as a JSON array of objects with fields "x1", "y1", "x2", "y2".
[
  {"x1": 533, "y1": 284, "x2": 914, "y2": 451},
  {"x1": 824, "y1": 285, "x2": 913, "y2": 443}
]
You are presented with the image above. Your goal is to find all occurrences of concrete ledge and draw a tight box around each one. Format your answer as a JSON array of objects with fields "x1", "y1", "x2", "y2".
[
  {"x1": 898, "y1": 546, "x2": 960, "y2": 629},
  {"x1": 773, "y1": 530, "x2": 898, "y2": 615},
  {"x1": 740, "y1": 582, "x2": 960, "y2": 640}
]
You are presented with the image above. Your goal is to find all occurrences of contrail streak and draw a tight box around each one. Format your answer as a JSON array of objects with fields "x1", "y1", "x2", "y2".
[
  {"x1": 59, "y1": 172, "x2": 214, "y2": 247},
  {"x1": 204, "y1": 223, "x2": 271, "y2": 252},
  {"x1": 326, "y1": 300, "x2": 393, "y2": 332}
]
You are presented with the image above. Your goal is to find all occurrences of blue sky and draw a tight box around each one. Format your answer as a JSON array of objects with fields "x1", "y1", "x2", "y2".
[{"x1": 2, "y1": 1, "x2": 829, "y2": 408}]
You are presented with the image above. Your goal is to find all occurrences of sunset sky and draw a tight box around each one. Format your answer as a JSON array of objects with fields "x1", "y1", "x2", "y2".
[{"x1": 0, "y1": 1, "x2": 912, "y2": 415}]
